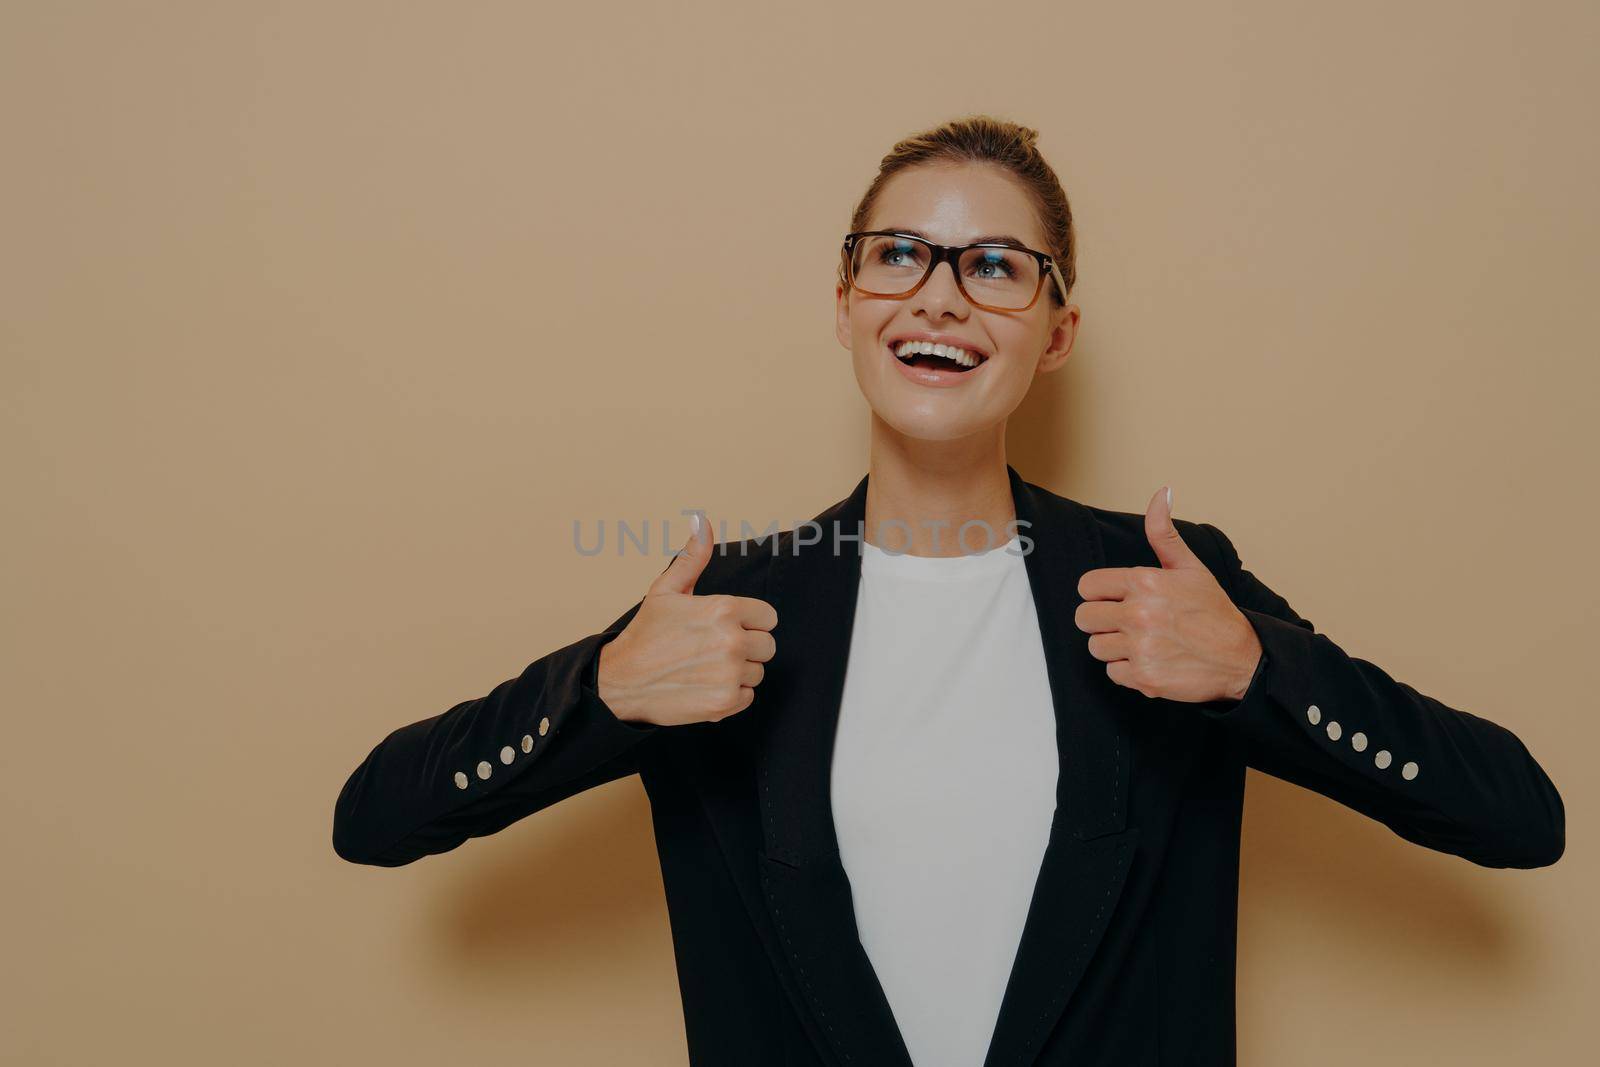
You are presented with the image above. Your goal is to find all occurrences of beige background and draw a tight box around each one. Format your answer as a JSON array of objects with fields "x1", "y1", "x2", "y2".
[{"x1": 3, "y1": 1, "x2": 1593, "y2": 1063}]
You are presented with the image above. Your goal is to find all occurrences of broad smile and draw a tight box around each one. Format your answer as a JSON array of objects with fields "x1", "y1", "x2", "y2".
[{"x1": 885, "y1": 336, "x2": 991, "y2": 388}]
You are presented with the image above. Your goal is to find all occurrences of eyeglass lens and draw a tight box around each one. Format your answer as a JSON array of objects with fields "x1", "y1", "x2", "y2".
[{"x1": 849, "y1": 235, "x2": 1042, "y2": 310}]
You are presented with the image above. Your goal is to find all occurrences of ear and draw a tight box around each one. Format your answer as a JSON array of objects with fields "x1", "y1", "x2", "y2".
[
  {"x1": 1035, "y1": 302, "x2": 1080, "y2": 375},
  {"x1": 834, "y1": 281, "x2": 852, "y2": 351}
]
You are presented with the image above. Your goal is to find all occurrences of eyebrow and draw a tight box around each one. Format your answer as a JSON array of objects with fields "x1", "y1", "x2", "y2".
[{"x1": 882, "y1": 227, "x2": 1034, "y2": 249}]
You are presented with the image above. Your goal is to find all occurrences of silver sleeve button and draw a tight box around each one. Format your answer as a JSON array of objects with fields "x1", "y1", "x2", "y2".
[
  {"x1": 1307, "y1": 704, "x2": 1321, "y2": 725},
  {"x1": 454, "y1": 771, "x2": 469, "y2": 789},
  {"x1": 476, "y1": 760, "x2": 493, "y2": 780},
  {"x1": 1326, "y1": 721, "x2": 1341, "y2": 741},
  {"x1": 1401, "y1": 761, "x2": 1419, "y2": 780},
  {"x1": 538, "y1": 716, "x2": 551, "y2": 737},
  {"x1": 1350, "y1": 731, "x2": 1367, "y2": 752},
  {"x1": 521, "y1": 734, "x2": 533, "y2": 753},
  {"x1": 1374, "y1": 750, "x2": 1392, "y2": 770},
  {"x1": 500, "y1": 745, "x2": 515, "y2": 764}
]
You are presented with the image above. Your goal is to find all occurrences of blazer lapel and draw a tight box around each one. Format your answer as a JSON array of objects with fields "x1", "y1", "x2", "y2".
[
  {"x1": 754, "y1": 464, "x2": 1142, "y2": 1067},
  {"x1": 979, "y1": 467, "x2": 1142, "y2": 1067},
  {"x1": 756, "y1": 468, "x2": 911, "y2": 1065}
]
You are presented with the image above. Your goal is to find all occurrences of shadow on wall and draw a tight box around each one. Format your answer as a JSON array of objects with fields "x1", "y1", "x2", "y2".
[{"x1": 416, "y1": 782, "x2": 668, "y2": 990}]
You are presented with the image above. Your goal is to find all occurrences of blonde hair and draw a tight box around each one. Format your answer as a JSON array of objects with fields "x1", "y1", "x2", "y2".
[{"x1": 843, "y1": 115, "x2": 1076, "y2": 306}]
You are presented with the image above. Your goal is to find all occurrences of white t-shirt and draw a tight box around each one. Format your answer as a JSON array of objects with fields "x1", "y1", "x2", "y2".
[{"x1": 830, "y1": 533, "x2": 1060, "y2": 1067}]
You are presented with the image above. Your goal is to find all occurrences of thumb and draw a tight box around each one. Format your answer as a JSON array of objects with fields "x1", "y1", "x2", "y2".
[
  {"x1": 1144, "y1": 485, "x2": 1202, "y2": 570},
  {"x1": 649, "y1": 510, "x2": 713, "y2": 596}
]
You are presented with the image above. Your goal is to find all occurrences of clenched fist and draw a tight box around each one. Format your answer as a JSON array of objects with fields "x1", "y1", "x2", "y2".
[
  {"x1": 1075, "y1": 485, "x2": 1262, "y2": 704},
  {"x1": 596, "y1": 512, "x2": 779, "y2": 726}
]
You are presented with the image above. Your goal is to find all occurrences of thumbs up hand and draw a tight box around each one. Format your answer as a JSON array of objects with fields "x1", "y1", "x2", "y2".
[
  {"x1": 596, "y1": 512, "x2": 780, "y2": 726},
  {"x1": 1074, "y1": 486, "x2": 1262, "y2": 704}
]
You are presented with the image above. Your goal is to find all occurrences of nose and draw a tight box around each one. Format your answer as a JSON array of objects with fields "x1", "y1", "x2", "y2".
[{"x1": 909, "y1": 255, "x2": 970, "y2": 320}]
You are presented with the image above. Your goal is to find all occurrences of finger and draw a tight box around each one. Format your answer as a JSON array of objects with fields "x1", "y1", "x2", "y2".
[
  {"x1": 1077, "y1": 565, "x2": 1137, "y2": 602},
  {"x1": 649, "y1": 510, "x2": 713, "y2": 596},
  {"x1": 726, "y1": 595, "x2": 779, "y2": 632},
  {"x1": 1144, "y1": 484, "x2": 1202, "y2": 571},
  {"x1": 1105, "y1": 658, "x2": 1139, "y2": 691},
  {"x1": 740, "y1": 628, "x2": 777, "y2": 663},
  {"x1": 1073, "y1": 599, "x2": 1126, "y2": 634},
  {"x1": 1085, "y1": 631, "x2": 1132, "y2": 663},
  {"x1": 738, "y1": 660, "x2": 765, "y2": 687}
]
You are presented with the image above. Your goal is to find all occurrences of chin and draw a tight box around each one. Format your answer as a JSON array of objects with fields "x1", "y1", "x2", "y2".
[
  {"x1": 851, "y1": 358, "x2": 1006, "y2": 439},
  {"x1": 873, "y1": 404, "x2": 998, "y2": 443}
]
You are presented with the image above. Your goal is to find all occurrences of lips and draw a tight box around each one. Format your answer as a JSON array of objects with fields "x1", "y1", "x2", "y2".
[
  {"x1": 885, "y1": 339, "x2": 991, "y2": 388},
  {"x1": 888, "y1": 338, "x2": 989, "y2": 373}
]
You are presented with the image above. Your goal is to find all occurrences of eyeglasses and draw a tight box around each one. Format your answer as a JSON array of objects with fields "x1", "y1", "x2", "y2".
[{"x1": 840, "y1": 230, "x2": 1067, "y2": 312}]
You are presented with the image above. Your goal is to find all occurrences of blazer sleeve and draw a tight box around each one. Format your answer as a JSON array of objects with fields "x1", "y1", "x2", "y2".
[
  {"x1": 331, "y1": 597, "x2": 661, "y2": 867},
  {"x1": 1191, "y1": 521, "x2": 1565, "y2": 870}
]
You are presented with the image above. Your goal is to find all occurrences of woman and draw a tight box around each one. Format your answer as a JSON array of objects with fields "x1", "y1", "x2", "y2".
[{"x1": 332, "y1": 116, "x2": 1564, "y2": 1067}]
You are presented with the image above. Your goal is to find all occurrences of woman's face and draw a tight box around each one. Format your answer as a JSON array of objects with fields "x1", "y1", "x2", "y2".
[{"x1": 835, "y1": 161, "x2": 1080, "y2": 443}]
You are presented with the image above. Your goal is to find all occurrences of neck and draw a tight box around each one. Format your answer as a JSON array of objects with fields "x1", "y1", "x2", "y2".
[{"x1": 863, "y1": 419, "x2": 1017, "y2": 557}]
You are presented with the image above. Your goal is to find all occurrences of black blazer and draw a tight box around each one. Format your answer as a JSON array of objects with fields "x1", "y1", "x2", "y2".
[{"x1": 332, "y1": 464, "x2": 1565, "y2": 1066}]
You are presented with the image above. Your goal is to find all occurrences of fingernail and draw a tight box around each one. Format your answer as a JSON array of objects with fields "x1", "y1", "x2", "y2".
[
  {"x1": 689, "y1": 511, "x2": 704, "y2": 539},
  {"x1": 1165, "y1": 486, "x2": 1173, "y2": 510}
]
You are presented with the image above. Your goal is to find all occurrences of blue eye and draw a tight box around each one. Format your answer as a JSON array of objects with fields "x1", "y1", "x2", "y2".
[
  {"x1": 878, "y1": 241, "x2": 925, "y2": 268},
  {"x1": 970, "y1": 249, "x2": 1019, "y2": 279}
]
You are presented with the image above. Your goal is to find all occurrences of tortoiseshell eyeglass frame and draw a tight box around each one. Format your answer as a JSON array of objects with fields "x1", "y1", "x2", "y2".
[{"x1": 839, "y1": 230, "x2": 1068, "y2": 313}]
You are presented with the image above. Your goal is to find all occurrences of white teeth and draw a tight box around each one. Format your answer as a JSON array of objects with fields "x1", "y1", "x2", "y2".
[{"x1": 893, "y1": 340, "x2": 983, "y2": 368}]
